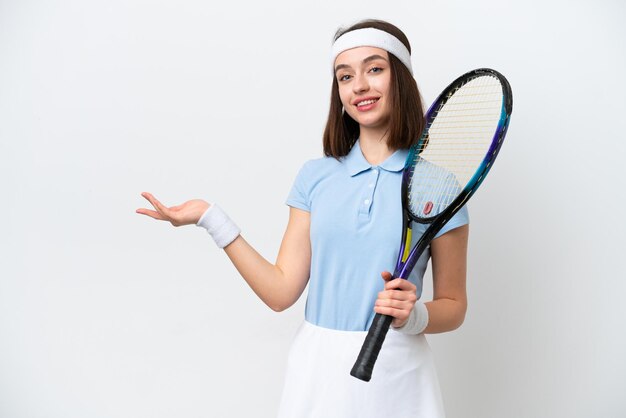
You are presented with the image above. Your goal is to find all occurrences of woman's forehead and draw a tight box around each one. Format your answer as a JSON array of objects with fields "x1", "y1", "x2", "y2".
[{"x1": 334, "y1": 46, "x2": 389, "y2": 68}]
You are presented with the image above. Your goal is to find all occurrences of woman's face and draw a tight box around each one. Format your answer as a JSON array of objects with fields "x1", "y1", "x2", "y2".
[{"x1": 334, "y1": 46, "x2": 392, "y2": 132}]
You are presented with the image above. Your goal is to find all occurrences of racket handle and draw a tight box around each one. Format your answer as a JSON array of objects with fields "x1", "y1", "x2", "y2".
[{"x1": 350, "y1": 313, "x2": 393, "y2": 382}]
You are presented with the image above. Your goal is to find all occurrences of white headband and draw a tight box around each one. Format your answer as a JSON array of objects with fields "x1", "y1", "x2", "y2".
[{"x1": 331, "y1": 27, "x2": 413, "y2": 75}]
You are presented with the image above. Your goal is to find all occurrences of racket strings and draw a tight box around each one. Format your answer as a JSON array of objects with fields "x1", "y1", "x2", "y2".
[{"x1": 408, "y1": 75, "x2": 504, "y2": 218}]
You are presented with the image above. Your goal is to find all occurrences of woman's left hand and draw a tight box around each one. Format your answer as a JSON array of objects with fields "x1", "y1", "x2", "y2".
[{"x1": 374, "y1": 271, "x2": 418, "y2": 328}]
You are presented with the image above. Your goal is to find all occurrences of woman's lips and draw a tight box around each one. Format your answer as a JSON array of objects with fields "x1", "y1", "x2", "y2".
[{"x1": 355, "y1": 98, "x2": 379, "y2": 112}]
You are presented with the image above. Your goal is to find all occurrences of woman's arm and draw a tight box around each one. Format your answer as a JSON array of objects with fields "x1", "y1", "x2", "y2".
[
  {"x1": 373, "y1": 224, "x2": 469, "y2": 333},
  {"x1": 423, "y1": 224, "x2": 469, "y2": 333},
  {"x1": 137, "y1": 193, "x2": 311, "y2": 312},
  {"x1": 223, "y1": 207, "x2": 311, "y2": 312}
]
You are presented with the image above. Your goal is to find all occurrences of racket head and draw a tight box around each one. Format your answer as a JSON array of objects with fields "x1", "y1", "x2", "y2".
[{"x1": 403, "y1": 68, "x2": 512, "y2": 225}]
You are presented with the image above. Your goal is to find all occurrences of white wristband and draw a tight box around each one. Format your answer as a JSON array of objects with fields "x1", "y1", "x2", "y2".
[
  {"x1": 392, "y1": 300, "x2": 429, "y2": 335},
  {"x1": 196, "y1": 204, "x2": 241, "y2": 249}
]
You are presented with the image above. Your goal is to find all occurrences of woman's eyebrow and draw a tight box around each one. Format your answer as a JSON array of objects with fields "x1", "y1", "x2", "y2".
[
  {"x1": 362, "y1": 54, "x2": 388, "y2": 64},
  {"x1": 335, "y1": 54, "x2": 389, "y2": 74}
]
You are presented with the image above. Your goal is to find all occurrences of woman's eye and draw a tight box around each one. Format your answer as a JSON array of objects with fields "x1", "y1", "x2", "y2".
[
  {"x1": 339, "y1": 74, "x2": 352, "y2": 82},
  {"x1": 370, "y1": 66, "x2": 383, "y2": 73}
]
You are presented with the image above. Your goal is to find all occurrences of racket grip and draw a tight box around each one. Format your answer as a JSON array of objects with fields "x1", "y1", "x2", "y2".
[{"x1": 350, "y1": 313, "x2": 393, "y2": 382}]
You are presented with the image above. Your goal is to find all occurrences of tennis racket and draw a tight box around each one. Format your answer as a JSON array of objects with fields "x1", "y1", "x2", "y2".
[{"x1": 350, "y1": 68, "x2": 513, "y2": 382}]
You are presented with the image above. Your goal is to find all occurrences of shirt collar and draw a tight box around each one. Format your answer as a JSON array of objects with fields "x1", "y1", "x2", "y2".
[{"x1": 344, "y1": 139, "x2": 408, "y2": 176}]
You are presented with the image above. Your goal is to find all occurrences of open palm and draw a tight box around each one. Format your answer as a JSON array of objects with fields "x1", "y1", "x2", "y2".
[{"x1": 136, "y1": 192, "x2": 209, "y2": 227}]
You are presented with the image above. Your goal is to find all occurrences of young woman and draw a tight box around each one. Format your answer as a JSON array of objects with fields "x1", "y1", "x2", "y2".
[{"x1": 137, "y1": 19, "x2": 468, "y2": 418}]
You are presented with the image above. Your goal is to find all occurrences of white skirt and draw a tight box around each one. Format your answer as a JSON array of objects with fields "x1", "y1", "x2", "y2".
[{"x1": 277, "y1": 321, "x2": 445, "y2": 418}]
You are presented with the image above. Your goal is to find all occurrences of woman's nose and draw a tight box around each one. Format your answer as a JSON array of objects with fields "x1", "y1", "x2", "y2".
[{"x1": 352, "y1": 73, "x2": 369, "y2": 93}]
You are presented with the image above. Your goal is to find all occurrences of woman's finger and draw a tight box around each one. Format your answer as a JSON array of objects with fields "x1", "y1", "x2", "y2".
[
  {"x1": 141, "y1": 192, "x2": 164, "y2": 210},
  {"x1": 373, "y1": 305, "x2": 410, "y2": 327},
  {"x1": 375, "y1": 297, "x2": 414, "y2": 309},
  {"x1": 378, "y1": 288, "x2": 417, "y2": 302},
  {"x1": 384, "y1": 277, "x2": 417, "y2": 292},
  {"x1": 141, "y1": 192, "x2": 174, "y2": 218},
  {"x1": 380, "y1": 273, "x2": 416, "y2": 292},
  {"x1": 138, "y1": 192, "x2": 179, "y2": 223},
  {"x1": 135, "y1": 208, "x2": 167, "y2": 221}
]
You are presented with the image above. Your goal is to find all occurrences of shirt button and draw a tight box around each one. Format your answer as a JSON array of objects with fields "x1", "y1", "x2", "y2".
[
  {"x1": 364, "y1": 199, "x2": 370, "y2": 205},
  {"x1": 373, "y1": 169, "x2": 379, "y2": 173},
  {"x1": 368, "y1": 183, "x2": 374, "y2": 188}
]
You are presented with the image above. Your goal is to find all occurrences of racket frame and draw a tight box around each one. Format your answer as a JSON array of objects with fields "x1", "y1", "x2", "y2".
[{"x1": 397, "y1": 69, "x2": 511, "y2": 279}]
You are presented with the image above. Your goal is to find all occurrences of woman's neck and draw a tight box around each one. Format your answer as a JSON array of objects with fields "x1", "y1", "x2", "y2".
[{"x1": 359, "y1": 127, "x2": 393, "y2": 166}]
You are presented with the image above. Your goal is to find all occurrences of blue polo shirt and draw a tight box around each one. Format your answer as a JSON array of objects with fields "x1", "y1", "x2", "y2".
[{"x1": 286, "y1": 140, "x2": 469, "y2": 331}]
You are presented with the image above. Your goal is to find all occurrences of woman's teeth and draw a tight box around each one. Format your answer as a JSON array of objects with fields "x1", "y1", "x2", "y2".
[{"x1": 357, "y1": 99, "x2": 378, "y2": 107}]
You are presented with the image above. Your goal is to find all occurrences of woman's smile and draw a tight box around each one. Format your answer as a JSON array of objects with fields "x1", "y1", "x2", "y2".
[{"x1": 354, "y1": 97, "x2": 380, "y2": 111}]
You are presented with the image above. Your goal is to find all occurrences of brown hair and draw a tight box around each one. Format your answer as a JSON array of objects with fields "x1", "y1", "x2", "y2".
[{"x1": 322, "y1": 19, "x2": 425, "y2": 158}]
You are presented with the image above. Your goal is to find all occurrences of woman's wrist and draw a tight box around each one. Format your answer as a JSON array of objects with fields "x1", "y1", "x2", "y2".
[
  {"x1": 196, "y1": 204, "x2": 241, "y2": 248},
  {"x1": 392, "y1": 301, "x2": 429, "y2": 335}
]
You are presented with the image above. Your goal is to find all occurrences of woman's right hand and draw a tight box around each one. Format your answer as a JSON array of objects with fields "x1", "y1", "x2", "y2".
[{"x1": 136, "y1": 192, "x2": 210, "y2": 227}]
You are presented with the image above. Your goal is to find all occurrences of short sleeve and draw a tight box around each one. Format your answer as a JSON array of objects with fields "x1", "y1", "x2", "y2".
[
  {"x1": 285, "y1": 162, "x2": 312, "y2": 212},
  {"x1": 434, "y1": 204, "x2": 469, "y2": 239}
]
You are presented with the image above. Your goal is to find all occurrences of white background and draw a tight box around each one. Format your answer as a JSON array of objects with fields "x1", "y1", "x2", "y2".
[{"x1": 1, "y1": 0, "x2": 625, "y2": 417}]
